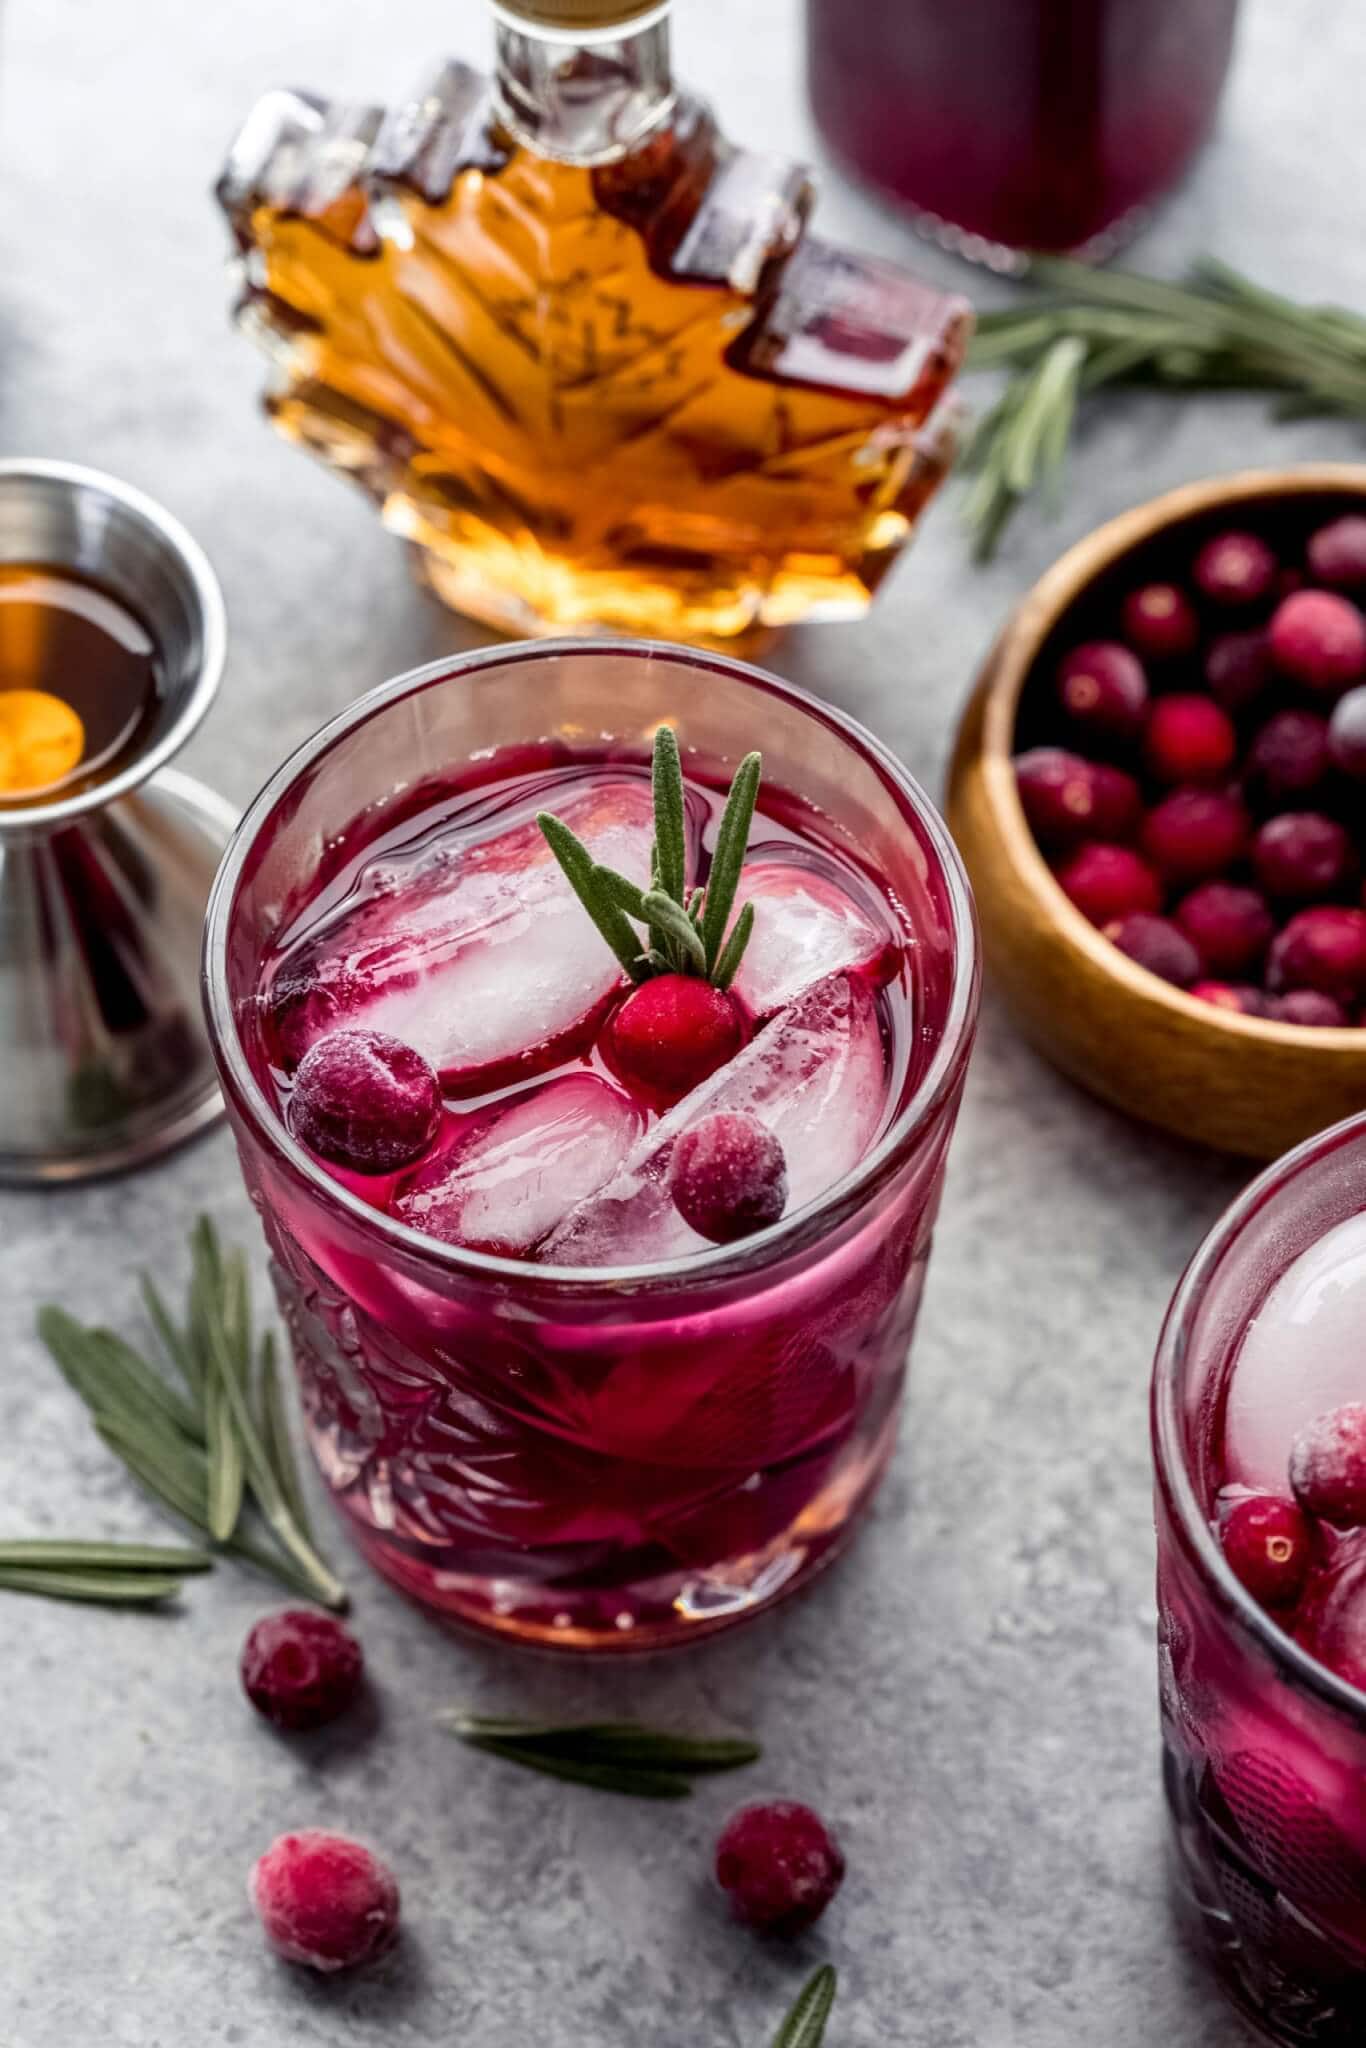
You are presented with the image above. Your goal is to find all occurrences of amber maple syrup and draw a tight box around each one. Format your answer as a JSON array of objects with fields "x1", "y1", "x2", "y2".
[{"x1": 0, "y1": 564, "x2": 161, "y2": 803}]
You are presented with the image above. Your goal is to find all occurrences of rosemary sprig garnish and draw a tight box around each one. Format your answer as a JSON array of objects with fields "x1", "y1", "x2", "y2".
[
  {"x1": 963, "y1": 254, "x2": 1366, "y2": 557},
  {"x1": 35, "y1": 1218, "x2": 347, "y2": 1613},
  {"x1": 772, "y1": 1966, "x2": 838, "y2": 2048},
  {"x1": 442, "y1": 1713, "x2": 761, "y2": 1799},
  {"x1": 0, "y1": 1539, "x2": 212, "y2": 1608},
  {"x1": 537, "y1": 726, "x2": 761, "y2": 991}
]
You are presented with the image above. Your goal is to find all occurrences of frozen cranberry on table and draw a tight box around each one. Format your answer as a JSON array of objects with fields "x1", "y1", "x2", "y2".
[
  {"x1": 241, "y1": 1610, "x2": 365, "y2": 1732},
  {"x1": 1144, "y1": 695, "x2": 1237, "y2": 787},
  {"x1": 289, "y1": 1029, "x2": 442, "y2": 1175},
  {"x1": 1193, "y1": 531, "x2": 1279, "y2": 609},
  {"x1": 600, "y1": 974, "x2": 747, "y2": 1111},
  {"x1": 1220, "y1": 1495, "x2": 1313, "y2": 1608},
  {"x1": 1307, "y1": 515, "x2": 1366, "y2": 591},
  {"x1": 1205, "y1": 631, "x2": 1274, "y2": 715},
  {"x1": 1174, "y1": 882, "x2": 1274, "y2": 978},
  {"x1": 1122, "y1": 581, "x2": 1200, "y2": 659},
  {"x1": 1270, "y1": 989, "x2": 1350, "y2": 1028},
  {"x1": 1244, "y1": 710, "x2": 1331, "y2": 808},
  {"x1": 1253, "y1": 813, "x2": 1357, "y2": 902},
  {"x1": 1014, "y1": 749, "x2": 1139, "y2": 848},
  {"x1": 1268, "y1": 589, "x2": 1366, "y2": 694},
  {"x1": 1267, "y1": 907, "x2": 1366, "y2": 1002},
  {"x1": 250, "y1": 1830, "x2": 400, "y2": 1971},
  {"x1": 1102, "y1": 913, "x2": 1201, "y2": 989},
  {"x1": 1140, "y1": 789, "x2": 1250, "y2": 886},
  {"x1": 715, "y1": 1802, "x2": 845, "y2": 1936},
  {"x1": 1291, "y1": 1405, "x2": 1366, "y2": 1526},
  {"x1": 1190, "y1": 982, "x2": 1271, "y2": 1018},
  {"x1": 669, "y1": 1112, "x2": 788, "y2": 1245},
  {"x1": 1328, "y1": 687, "x2": 1366, "y2": 779},
  {"x1": 1055, "y1": 641, "x2": 1149, "y2": 745},
  {"x1": 1055, "y1": 843, "x2": 1162, "y2": 925}
]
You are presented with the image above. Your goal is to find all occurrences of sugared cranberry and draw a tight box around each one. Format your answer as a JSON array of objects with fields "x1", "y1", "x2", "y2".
[
  {"x1": 1269, "y1": 589, "x2": 1366, "y2": 694},
  {"x1": 1291, "y1": 1405, "x2": 1366, "y2": 1526},
  {"x1": 1298, "y1": 1550, "x2": 1366, "y2": 1690},
  {"x1": 289, "y1": 1030, "x2": 442, "y2": 1176},
  {"x1": 1054, "y1": 843, "x2": 1162, "y2": 925},
  {"x1": 1014, "y1": 749, "x2": 1138, "y2": 849},
  {"x1": 250, "y1": 1830, "x2": 400, "y2": 1972},
  {"x1": 1253, "y1": 813, "x2": 1356, "y2": 901},
  {"x1": 669, "y1": 1112, "x2": 788, "y2": 1244},
  {"x1": 1220, "y1": 1495, "x2": 1314, "y2": 1608},
  {"x1": 1102, "y1": 912, "x2": 1201, "y2": 989},
  {"x1": 1328, "y1": 688, "x2": 1366, "y2": 780},
  {"x1": 600, "y1": 974, "x2": 747, "y2": 1111},
  {"x1": 1205, "y1": 631, "x2": 1274, "y2": 715},
  {"x1": 714, "y1": 1802, "x2": 845, "y2": 1936},
  {"x1": 1144, "y1": 695, "x2": 1237, "y2": 787},
  {"x1": 1307, "y1": 515, "x2": 1366, "y2": 591},
  {"x1": 1270, "y1": 990, "x2": 1351, "y2": 1028},
  {"x1": 1191, "y1": 982, "x2": 1271, "y2": 1018},
  {"x1": 1056, "y1": 642, "x2": 1149, "y2": 745},
  {"x1": 240, "y1": 1610, "x2": 364, "y2": 1732},
  {"x1": 1140, "y1": 788, "x2": 1250, "y2": 885},
  {"x1": 1245, "y1": 710, "x2": 1331, "y2": 808},
  {"x1": 1193, "y1": 531, "x2": 1279, "y2": 609},
  {"x1": 1122, "y1": 581, "x2": 1200, "y2": 659},
  {"x1": 1174, "y1": 883, "x2": 1274, "y2": 977},
  {"x1": 1267, "y1": 907, "x2": 1366, "y2": 1002}
]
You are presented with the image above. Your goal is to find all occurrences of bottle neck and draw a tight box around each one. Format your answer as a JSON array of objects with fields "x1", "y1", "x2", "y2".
[{"x1": 492, "y1": 4, "x2": 676, "y2": 166}]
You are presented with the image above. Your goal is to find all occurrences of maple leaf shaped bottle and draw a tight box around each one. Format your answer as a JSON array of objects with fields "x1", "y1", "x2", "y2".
[{"x1": 217, "y1": 0, "x2": 973, "y2": 644}]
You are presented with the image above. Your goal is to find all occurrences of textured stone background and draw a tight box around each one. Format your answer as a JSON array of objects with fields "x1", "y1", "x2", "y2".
[{"x1": 1, "y1": 0, "x2": 1362, "y2": 2040}]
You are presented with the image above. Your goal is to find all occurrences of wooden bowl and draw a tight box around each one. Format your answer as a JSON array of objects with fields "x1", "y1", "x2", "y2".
[{"x1": 947, "y1": 465, "x2": 1366, "y2": 1159}]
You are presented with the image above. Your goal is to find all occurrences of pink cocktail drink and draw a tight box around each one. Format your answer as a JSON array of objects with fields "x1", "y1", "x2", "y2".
[
  {"x1": 204, "y1": 643, "x2": 978, "y2": 1650},
  {"x1": 1155, "y1": 1112, "x2": 1366, "y2": 2041}
]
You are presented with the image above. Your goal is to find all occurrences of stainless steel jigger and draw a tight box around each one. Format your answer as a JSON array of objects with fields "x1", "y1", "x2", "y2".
[{"x1": 0, "y1": 461, "x2": 232, "y2": 1183}]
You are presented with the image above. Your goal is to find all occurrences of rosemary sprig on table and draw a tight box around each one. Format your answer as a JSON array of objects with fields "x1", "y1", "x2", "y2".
[
  {"x1": 772, "y1": 1966, "x2": 837, "y2": 2048},
  {"x1": 538, "y1": 725, "x2": 761, "y2": 990},
  {"x1": 0, "y1": 1539, "x2": 212, "y2": 1607},
  {"x1": 443, "y1": 1713, "x2": 761, "y2": 1800},
  {"x1": 33, "y1": 1217, "x2": 346, "y2": 1613},
  {"x1": 963, "y1": 254, "x2": 1366, "y2": 557}
]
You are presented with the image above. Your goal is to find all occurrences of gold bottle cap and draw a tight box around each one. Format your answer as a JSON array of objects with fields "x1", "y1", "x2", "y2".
[{"x1": 494, "y1": 0, "x2": 667, "y2": 29}]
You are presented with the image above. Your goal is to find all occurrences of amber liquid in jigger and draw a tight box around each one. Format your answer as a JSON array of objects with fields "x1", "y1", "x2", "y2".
[{"x1": 0, "y1": 564, "x2": 161, "y2": 804}]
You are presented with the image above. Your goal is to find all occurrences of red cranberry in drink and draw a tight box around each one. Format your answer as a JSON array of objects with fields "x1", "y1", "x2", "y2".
[
  {"x1": 1267, "y1": 908, "x2": 1366, "y2": 1002},
  {"x1": 1270, "y1": 989, "x2": 1351, "y2": 1028},
  {"x1": 1220, "y1": 1495, "x2": 1314, "y2": 1608},
  {"x1": 1144, "y1": 695, "x2": 1237, "y2": 787},
  {"x1": 1245, "y1": 710, "x2": 1331, "y2": 809},
  {"x1": 1253, "y1": 813, "x2": 1357, "y2": 903},
  {"x1": 1102, "y1": 912, "x2": 1201, "y2": 989},
  {"x1": 1141, "y1": 789, "x2": 1250, "y2": 885},
  {"x1": 1307, "y1": 514, "x2": 1366, "y2": 591},
  {"x1": 714, "y1": 1801, "x2": 845, "y2": 1936},
  {"x1": 250, "y1": 1830, "x2": 400, "y2": 1971},
  {"x1": 1299, "y1": 1550, "x2": 1366, "y2": 1690},
  {"x1": 1205, "y1": 630, "x2": 1274, "y2": 716},
  {"x1": 240, "y1": 1610, "x2": 365, "y2": 1732},
  {"x1": 1122, "y1": 581, "x2": 1200, "y2": 660},
  {"x1": 669, "y1": 1112, "x2": 788, "y2": 1244},
  {"x1": 1328, "y1": 687, "x2": 1366, "y2": 779},
  {"x1": 1055, "y1": 843, "x2": 1162, "y2": 925},
  {"x1": 1193, "y1": 531, "x2": 1279, "y2": 609},
  {"x1": 1014, "y1": 749, "x2": 1136, "y2": 850},
  {"x1": 1174, "y1": 883, "x2": 1274, "y2": 977},
  {"x1": 1290, "y1": 1404, "x2": 1366, "y2": 1526},
  {"x1": 1056, "y1": 642, "x2": 1149, "y2": 745},
  {"x1": 289, "y1": 1029, "x2": 442, "y2": 1175},
  {"x1": 1190, "y1": 982, "x2": 1271, "y2": 1018},
  {"x1": 1269, "y1": 589, "x2": 1366, "y2": 695},
  {"x1": 600, "y1": 973, "x2": 747, "y2": 1110}
]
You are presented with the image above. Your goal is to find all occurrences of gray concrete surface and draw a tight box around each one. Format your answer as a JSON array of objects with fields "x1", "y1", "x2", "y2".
[{"x1": 1, "y1": 0, "x2": 1362, "y2": 2040}]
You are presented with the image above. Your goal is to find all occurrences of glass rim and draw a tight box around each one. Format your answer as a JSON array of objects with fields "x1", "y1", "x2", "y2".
[
  {"x1": 202, "y1": 636, "x2": 980, "y2": 1293},
  {"x1": 1152, "y1": 1107, "x2": 1366, "y2": 1726}
]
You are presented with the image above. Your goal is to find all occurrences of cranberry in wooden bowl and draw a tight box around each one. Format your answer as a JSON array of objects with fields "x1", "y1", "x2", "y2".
[{"x1": 947, "y1": 467, "x2": 1366, "y2": 1159}]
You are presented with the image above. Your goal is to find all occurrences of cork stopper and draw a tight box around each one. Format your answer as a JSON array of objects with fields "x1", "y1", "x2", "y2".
[{"x1": 495, "y1": 0, "x2": 666, "y2": 29}]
